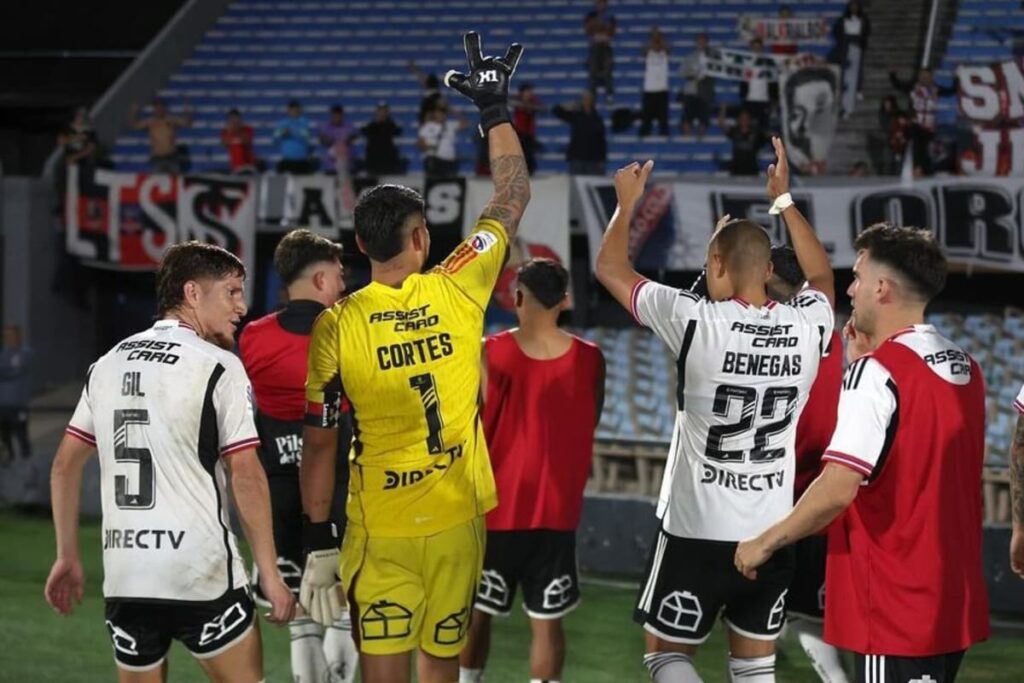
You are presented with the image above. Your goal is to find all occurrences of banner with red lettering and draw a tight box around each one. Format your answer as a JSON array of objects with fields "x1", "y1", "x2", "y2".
[
  {"x1": 65, "y1": 167, "x2": 256, "y2": 276},
  {"x1": 956, "y1": 57, "x2": 1024, "y2": 176}
]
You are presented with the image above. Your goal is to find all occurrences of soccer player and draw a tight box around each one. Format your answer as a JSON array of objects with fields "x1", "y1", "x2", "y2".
[
  {"x1": 459, "y1": 258, "x2": 606, "y2": 683},
  {"x1": 239, "y1": 229, "x2": 358, "y2": 683},
  {"x1": 766, "y1": 247, "x2": 848, "y2": 683},
  {"x1": 45, "y1": 242, "x2": 295, "y2": 682},
  {"x1": 1011, "y1": 383, "x2": 1024, "y2": 580},
  {"x1": 736, "y1": 224, "x2": 991, "y2": 682},
  {"x1": 298, "y1": 32, "x2": 530, "y2": 683},
  {"x1": 596, "y1": 138, "x2": 836, "y2": 683}
]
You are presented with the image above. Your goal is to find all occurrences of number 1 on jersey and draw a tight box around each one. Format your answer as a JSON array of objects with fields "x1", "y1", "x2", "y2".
[{"x1": 409, "y1": 373, "x2": 445, "y2": 454}]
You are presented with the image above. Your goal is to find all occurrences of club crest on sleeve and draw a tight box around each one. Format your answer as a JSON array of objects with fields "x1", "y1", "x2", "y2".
[{"x1": 470, "y1": 230, "x2": 498, "y2": 253}]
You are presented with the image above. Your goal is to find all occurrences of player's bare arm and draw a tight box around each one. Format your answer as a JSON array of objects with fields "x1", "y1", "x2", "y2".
[
  {"x1": 227, "y1": 448, "x2": 296, "y2": 624},
  {"x1": 1010, "y1": 413, "x2": 1024, "y2": 578},
  {"x1": 735, "y1": 463, "x2": 862, "y2": 580},
  {"x1": 595, "y1": 160, "x2": 654, "y2": 310},
  {"x1": 445, "y1": 32, "x2": 530, "y2": 242},
  {"x1": 45, "y1": 433, "x2": 96, "y2": 615},
  {"x1": 299, "y1": 425, "x2": 339, "y2": 524},
  {"x1": 767, "y1": 136, "x2": 835, "y2": 306}
]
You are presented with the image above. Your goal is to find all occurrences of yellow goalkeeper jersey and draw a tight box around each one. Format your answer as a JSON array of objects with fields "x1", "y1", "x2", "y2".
[{"x1": 305, "y1": 218, "x2": 507, "y2": 537}]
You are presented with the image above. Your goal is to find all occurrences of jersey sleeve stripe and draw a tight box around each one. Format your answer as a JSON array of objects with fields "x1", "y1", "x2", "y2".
[
  {"x1": 629, "y1": 278, "x2": 650, "y2": 324},
  {"x1": 821, "y1": 450, "x2": 873, "y2": 476},
  {"x1": 65, "y1": 425, "x2": 97, "y2": 445},
  {"x1": 1014, "y1": 398, "x2": 1024, "y2": 415},
  {"x1": 220, "y1": 437, "x2": 262, "y2": 457}
]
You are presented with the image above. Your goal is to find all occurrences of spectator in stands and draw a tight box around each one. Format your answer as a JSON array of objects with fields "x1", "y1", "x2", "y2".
[
  {"x1": 0, "y1": 326, "x2": 32, "y2": 466},
  {"x1": 878, "y1": 95, "x2": 908, "y2": 175},
  {"x1": 129, "y1": 99, "x2": 193, "y2": 175},
  {"x1": 418, "y1": 102, "x2": 468, "y2": 178},
  {"x1": 769, "y1": 6, "x2": 800, "y2": 55},
  {"x1": 274, "y1": 100, "x2": 316, "y2": 175},
  {"x1": 718, "y1": 106, "x2": 771, "y2": 176},
  {"x1": 360, "y1": 102, "x2": 404, "y2": 176},
  {"x1": 889, "y1": 67, "x2": 955, "y2": 177},
  {"x1": 640, "y1": 27, "x2": 670, "y2": 138},
  {"x1": 584, "y1": 0, "x2": 617, "y2": 100},
  {"x1": 220, "y1": 108, "x2": 257, "y2": 174},
  {"x1": 409, "y1": 61, "x2": 444, "y2": 124},
  {"x1": 742, "y1": 38, "x2": 773, "y2": 130},
  {"x1": 512, "y1": 83, "x2": 543, "y2": 174},
  {"x1": 554, "y1": 91, "x2": 607, "y2": 175},
  {"x1": 849, "y1": 160, "x2": 869, "y2": 176},
  {"x1": 319, "y1": 104, "x2": 357, "y2": 174},
  {"x1": 833, "y1": 1, "x2": 871, "y2": 118},
  {"x1": 679, "y1": 32, "x2": 715, "y2": 138},
  {"x1": 57, "y1": 106, "x2": 104, "y2": 195}
]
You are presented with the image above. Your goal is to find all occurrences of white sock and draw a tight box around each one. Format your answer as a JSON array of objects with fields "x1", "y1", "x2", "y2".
[
  {"x1": 790, "y1": 619, "x2": 850, "y2": 683},
  {"x1": 643, "y1": 652, "x2": 703, "y2": 682},
  {"x1": 728, "y1": 654, "x2": 775, "y2": 682},
  {"x1": 289, "y1": 617, "x2": 329, "y2": 683},
  {"x1": 459, "y1": 668, "x2": 484, "y2": 683},
  {"x1": 323, "y1": 612, "x2": 359, "y2": 683},
  {"x1": 530, "y1": 679, "x2": 561, "y2": 683}
]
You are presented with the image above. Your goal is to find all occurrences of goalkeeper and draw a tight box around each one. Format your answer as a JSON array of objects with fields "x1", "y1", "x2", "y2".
[{"x1": 298, "y1": 31, "x2": 531, "y2": 683}]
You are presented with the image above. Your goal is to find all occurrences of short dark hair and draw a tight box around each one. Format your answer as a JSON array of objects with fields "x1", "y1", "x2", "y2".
[
  {"x1": 784, "y1": 66, "x2": 838, "y2": 102},
  {"x1": 711, "y1": 219, "x2": 771, "y2": 273},
  {"x1": 287, "y1": 99, "x2": 301, "y2": 109},
  {"x1": 517, "y1": 258, "x2": 569, "y2": 309},
  {"x1": 156, "y1": 242, "x2": 245, "y2": 315},
  {"x1": 353, "y1": 184, "x2": 425, "y2": 262},
  {"x1": 227, "y1": 108, "x2": 241, "y2": 117},
  {"x1": 330, "y1": 104, "x2": 344, "y2": 115},
  {"x1": 273, "y1": 229, "x2": 343, "y2": 286},
  {"x1": 770, "y1": 245, "x2": 805, "y2": 289},
  {"x1": 854, "y1": 223, "x2": 947, "y2": 302}
]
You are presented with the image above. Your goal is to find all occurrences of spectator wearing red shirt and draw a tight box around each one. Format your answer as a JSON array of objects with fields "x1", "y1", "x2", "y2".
[
  {"x1": 512, "y1": 83, "x2": 542, "y2": 174},
  {"x1": 221, "y1": 109, "x2": 256, "y2": 174},
  {"x1": 460, "y1": 259, "x2": 605, "y2": 683},
  {"x1": 737, "y1": 224, "x2": 990, "y2": 683}
]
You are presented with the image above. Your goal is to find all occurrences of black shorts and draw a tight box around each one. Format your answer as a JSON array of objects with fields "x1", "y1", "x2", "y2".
[
  {"x1": 634, "y1": 529, "x2": 794, "y2": 644},
  {"x1": 474, "y1": 529, "x2": 580, "y2": 619},
  {"x1": 104, "y1": 587, "x2": 255, "y2": 671},
  {"x1": 855, "y1": 651, "x2": 965, "y2": 683},
  {"x1": 253, "y1": 473, "x2": 349, "y2": 603},
  {"x1": 787, "y1": 534, "x2": 827, "y2": 621}
]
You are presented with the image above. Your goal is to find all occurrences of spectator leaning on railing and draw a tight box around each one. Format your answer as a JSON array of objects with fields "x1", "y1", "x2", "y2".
[
  {"x1": 129, "y1": 99, "x2": 193, "y2": 175},
  {"x1": 221, "y1": 108, "x2": 257, "y2": 174},
  {"x1": 833, "y1": 0, "x2": 871, "y2": 118},
  {"x1": 718, "y1": 106, "x2": 772, "y2": 176},
  {"x1": 418, "y1": 101, "x2": 469, "y2": 178},
  {"x1": 318, "y1": 104, "x2": 357, "y2": 174},
  {"x1": 888, "y1": 67, "x2": 955, "y2": 177},
  {"x1": 359, "y1": 102, "x2": 404, "y2": 176},
  {"x1": 274, "y1": 100, "x2": 316, "y2": 175},
  {"x1": 553, "y1": 90, "x2": 607, "y2": 175},
  {"x1": 511, "y1": 83, "x2": 543, "y2": 174}
]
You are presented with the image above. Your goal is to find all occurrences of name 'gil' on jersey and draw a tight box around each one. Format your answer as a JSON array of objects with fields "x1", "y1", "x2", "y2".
[
  {"x1": 65, "y1": 319, "x2": 258, "y2": 602},
  {"x1": 629, "y1": 282, "x2": 835, "y2": 542}
]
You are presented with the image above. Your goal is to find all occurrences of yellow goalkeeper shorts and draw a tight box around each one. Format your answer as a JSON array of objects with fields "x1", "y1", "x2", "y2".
[{"x1": 340, "y1": 515, "x2": 485, "y2": 657}]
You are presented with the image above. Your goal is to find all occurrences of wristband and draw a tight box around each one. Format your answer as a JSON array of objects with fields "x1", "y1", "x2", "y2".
[
  {"x1": 768, "y1": 192, "x2": 794, "y2": 215},
  {"x1": 302, "y1": 517, "x2": 338, "y2": 552},
  {"x1": 478, "y1": 104, "x2": 512, "y2": 137}
]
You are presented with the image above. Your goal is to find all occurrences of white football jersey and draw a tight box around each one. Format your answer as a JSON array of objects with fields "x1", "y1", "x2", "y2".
[
  {"x1": 631, "y1": 280, "x2": 834, "y2": 542},
  {"x1": 66, "y1": 319, "x2": 259, "y2": 602}
]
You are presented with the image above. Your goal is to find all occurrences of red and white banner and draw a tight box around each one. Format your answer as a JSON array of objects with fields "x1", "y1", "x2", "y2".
[
  {"x1": 65, "y1": 166, "x2": 256, "y2": 294},
  {"x1": 957, "y1": 57, "x2": 1024, "y2": 176}
]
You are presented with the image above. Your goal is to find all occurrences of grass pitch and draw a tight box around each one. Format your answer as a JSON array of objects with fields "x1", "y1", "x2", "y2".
[{"x1": 2, "y1": 511, "x2": 1020, "y2": 681}]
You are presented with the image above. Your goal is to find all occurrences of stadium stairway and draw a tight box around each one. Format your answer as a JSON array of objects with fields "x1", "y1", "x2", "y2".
[{"x1": 110, "y1": 0, "x2": 847, "y2": 175}]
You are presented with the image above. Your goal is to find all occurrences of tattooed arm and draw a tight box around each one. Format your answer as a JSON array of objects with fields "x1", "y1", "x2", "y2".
[
  {"x1": 479, "y1": 123, "x2": 531, "y2": 242},
  {"x1": 1010, "y1": 413, "x2": 1024, "y2": 578}
]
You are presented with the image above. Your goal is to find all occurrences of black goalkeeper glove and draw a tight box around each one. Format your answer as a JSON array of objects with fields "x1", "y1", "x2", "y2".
[{"x1": 444, "y1": 31, "x2": 524, "y2": 136}]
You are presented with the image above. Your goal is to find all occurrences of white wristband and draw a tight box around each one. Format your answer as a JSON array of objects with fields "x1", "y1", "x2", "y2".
[{"x1": 768, "y1": 192, "x2": 793, "y2": 215}]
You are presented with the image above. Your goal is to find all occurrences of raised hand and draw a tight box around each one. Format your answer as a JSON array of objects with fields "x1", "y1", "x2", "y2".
[
  {"x1": 766, "y1": 135, "x2": 790, "y2": 201},
  {"x1": 445, "y1": 31, "x2": 524, "y2": 134},
  {"x1": 613, "y1": 160, "x2": 654, "y2": 208}
]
